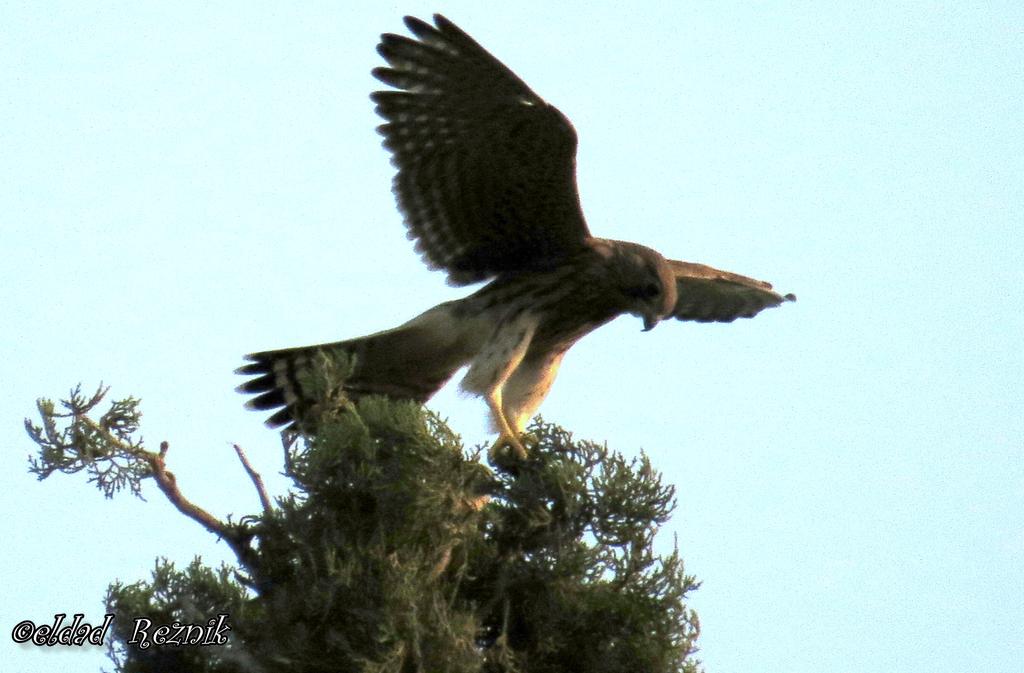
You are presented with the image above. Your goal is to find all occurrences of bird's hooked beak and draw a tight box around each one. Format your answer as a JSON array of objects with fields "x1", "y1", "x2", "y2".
[{"x1": 640, "y1": 280, "x2": 675, "y2": 331}]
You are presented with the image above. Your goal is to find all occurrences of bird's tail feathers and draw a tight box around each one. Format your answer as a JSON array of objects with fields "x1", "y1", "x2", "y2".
[{"x1": 236, "y1": 305, "x2": 476, "y2": 429}]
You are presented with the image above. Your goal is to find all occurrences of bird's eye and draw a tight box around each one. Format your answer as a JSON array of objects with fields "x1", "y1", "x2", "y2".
[{"x1": 643, "y1": 282, "x2": 660, "y2": 298}]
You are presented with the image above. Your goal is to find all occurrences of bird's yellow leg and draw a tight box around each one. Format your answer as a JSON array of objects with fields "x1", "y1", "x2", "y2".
[{"x1": 486, "y1": 391, "x2": 528, "y2": 461}]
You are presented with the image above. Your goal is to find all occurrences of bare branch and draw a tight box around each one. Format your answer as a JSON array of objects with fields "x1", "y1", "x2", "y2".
[
  {"x1": 141, "y1": 440, "x2": 257, "y2": 572},
  {"x1": 26, "y1": 388, "x2": 260, "y2": 572},
  {"x1": 234, "y1": 443, "x2": 272, "y2": 514}
]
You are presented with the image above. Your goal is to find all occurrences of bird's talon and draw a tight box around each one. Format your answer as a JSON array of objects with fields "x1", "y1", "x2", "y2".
[{"x1": 489, "y1": 433, "x2": 528, "y2": 463}]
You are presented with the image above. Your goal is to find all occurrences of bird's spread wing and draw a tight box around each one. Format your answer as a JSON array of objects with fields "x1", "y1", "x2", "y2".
[
  {"x1": 372, "y1": 14, "x2": 591, "y2": 285},
  {"x1": 668, "y1": 260, "x2": 796, "y2": 323}
]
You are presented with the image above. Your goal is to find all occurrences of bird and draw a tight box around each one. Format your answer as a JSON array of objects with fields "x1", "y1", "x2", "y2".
[{"x1": 237, "y1": 14, "x2": 795, "y2": 459}]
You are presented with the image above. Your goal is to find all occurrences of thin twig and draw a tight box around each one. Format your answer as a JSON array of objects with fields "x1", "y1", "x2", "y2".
[{"x1": 234, "y1": 444, "x2": 272, "y2": 514}]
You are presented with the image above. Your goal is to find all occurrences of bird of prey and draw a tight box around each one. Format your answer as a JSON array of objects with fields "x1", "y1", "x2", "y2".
[{"x1": 237, "y1": 14, "x2": 795, "y2": 458}]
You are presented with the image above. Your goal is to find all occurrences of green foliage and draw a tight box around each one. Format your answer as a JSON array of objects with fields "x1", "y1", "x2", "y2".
[
  {"x1": 25, "y1": 383, "x2": 150, "y2": 498},
  {"x1": 468, "y1": 421, "x2": 701, "y2": 673},
  {"x1": 106, "y1": 559, "x2": 250, "y2": 673},
  {"x1": 229, "y1": 396, "x2": 489, "y2": 672},
  {"x1": 27, "y1": 360, "x2": 702, "y2": 672}
]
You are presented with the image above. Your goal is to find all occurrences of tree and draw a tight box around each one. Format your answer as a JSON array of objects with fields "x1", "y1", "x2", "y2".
[{"x1": 25, "y1": 354, "x2": 702, "y2": 672}]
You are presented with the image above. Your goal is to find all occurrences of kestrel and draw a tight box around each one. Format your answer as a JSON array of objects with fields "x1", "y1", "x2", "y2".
[{"x1": 237, "y1": 14, "x2": 795, "y2": 458}]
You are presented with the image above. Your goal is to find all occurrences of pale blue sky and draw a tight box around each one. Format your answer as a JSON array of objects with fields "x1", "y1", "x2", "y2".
[{"x1": 2, "y1": 2, "x2": 1021, "y2": 672}]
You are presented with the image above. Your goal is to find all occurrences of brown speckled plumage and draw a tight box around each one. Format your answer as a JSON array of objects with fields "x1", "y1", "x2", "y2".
[{"x1": 237, "y1": 15, "x2": 794, "y2": 453}]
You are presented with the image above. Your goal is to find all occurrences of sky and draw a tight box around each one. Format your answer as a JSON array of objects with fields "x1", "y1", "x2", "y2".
[{"x1": 2, "y1": 2, "x2": 1021, "y2": 671}]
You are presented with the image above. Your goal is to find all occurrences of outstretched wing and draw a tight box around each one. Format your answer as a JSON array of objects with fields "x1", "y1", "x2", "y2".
[
  {"x1": 668, "y1": 260, "x2": 796, "y2": 323},
  {"x1": 372, "y1": 14, "x2": 591, "y2": 285}
]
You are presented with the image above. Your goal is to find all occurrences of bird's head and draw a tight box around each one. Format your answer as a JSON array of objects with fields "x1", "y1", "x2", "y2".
[{"x1": 598, "y1": 240, "x2": 678, "y2": 331}]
